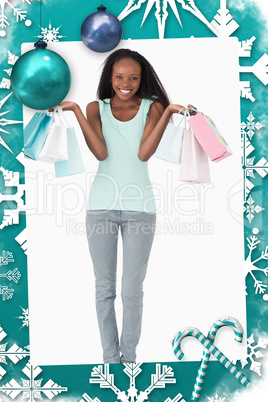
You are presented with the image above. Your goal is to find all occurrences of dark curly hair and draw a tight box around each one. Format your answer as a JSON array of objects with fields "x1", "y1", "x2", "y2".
[{"x1": 97, "y1": 48, "x2": 170, "y2": 109}]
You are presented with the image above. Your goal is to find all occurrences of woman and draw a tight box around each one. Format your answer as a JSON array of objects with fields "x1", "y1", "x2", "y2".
[{"x1": 58, "y1": 48, "x2": 196, "y2": 363}]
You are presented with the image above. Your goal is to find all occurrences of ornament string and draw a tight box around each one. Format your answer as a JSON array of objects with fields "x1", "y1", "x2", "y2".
[{"x1": 39, "y1": 0, "x2": 42, "y2": 37}]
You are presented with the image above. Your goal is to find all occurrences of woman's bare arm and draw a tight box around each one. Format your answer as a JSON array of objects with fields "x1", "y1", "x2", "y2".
[
  {"x1": 57, "y1": 101, "x2": 108, "y2": 161},
  {"x1": 138, "y1": 103, "x2": 191, "y2": 162}
]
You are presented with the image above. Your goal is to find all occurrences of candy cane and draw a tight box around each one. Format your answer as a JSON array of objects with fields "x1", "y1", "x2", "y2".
[
  {"x1": 172, "y1": 327, "x2": 250, "y2": 391},
  {"x1": 191, "y1": 317, "x2": 244, "y2": 400}
]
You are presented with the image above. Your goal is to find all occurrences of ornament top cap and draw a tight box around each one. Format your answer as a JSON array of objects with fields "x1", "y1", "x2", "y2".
[
  {"x1": 34, "y1": 40, "x2": 48, "y2": 49},
  {"x1": 97, "y1": 5, "x2": 107, "y2": 12}
]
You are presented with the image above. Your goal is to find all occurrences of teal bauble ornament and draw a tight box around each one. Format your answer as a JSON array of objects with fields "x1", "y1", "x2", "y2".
[{"x1": 11, "y1": 41, "x2": 71, "y2": 110}]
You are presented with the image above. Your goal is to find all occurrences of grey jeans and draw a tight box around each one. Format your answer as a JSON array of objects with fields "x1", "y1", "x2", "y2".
[{"x1": 86, "y1": 209, "x2": 156, "y2": 363}]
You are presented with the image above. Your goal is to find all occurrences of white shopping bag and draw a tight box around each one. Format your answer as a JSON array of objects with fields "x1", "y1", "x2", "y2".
[
  {"x1": 154, "y1": 109, "x2": 188, "y2": 164},
  {"x1": 38, "y1": 107, "x2": 68, "y2": 163},
  {"x1": 179, "y1": 128, "x2": 211, "y2": 183}
]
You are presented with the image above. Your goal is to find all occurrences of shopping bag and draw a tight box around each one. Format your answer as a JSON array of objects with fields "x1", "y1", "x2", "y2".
[
  {"x1": 188, "y1": 112, "x2": 232, "y2": 162},
  {"x1": 54, "y1": 125, "x2": 85, "y2": 178},
  {"x1": 179, "y1": 129, "x2": 211, "y2": 183},
  {"x1": 154, "y1": 109, "x2": 187, "y2": 164},
  {"x1": 24, "y1": 110, "x2": 55, "y2": 160},
  {"x1": 38, "y1": 107, "x2": 68, "y2": 163}
]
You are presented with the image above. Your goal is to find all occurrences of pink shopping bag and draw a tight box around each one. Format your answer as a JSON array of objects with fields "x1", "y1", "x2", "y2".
[
  {"x1": 179, "y1": 129, "x2": 211, "y2": 183},
  {"x1": 188, "y1": 112, "x2": 232, "y2": 162}
]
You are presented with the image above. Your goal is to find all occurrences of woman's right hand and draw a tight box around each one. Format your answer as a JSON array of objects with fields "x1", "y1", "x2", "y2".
[
  {"x1": 167, "y1": 104, "x2": 186, "y2": 115},
  {"x1": 167, "y1": 104, "x2": 198, "y2": 116},
  {"x1": 48, "y1": 101, "x2": 78, "y2": 112}
]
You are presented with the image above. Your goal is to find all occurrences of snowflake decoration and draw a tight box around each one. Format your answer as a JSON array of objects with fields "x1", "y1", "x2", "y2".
[
  {"x1": 0, "y1": 250, "x2": 14, "y2": 266},
  {"x1": 242, "y1": 112, "x2": 265, "y2": 140},
  {"x1": 0, "y1": 324, "x2": 29, "y2": 381},
  {"x1": 16, "y1": 306, "x2": 30, "y2": 329},
  {"x1": 0, "y1": 94, "x2": 15, "y2": 154},
  {"x1": 245, "y1": 229, "x2": 268, "y2": 298},
  {"x1": 0, "y1": 0, "x2": 32, "y2": 38},
  {"x1": 239, "y1": 37, "x2": 257, "y2": 102},
  {"x1": 0, "y1": 283, "x2": 13, "y2": 300},
  {"x1": 238, "y1": 34, "x2": 268, "y2": 101},
  {"x1": 0, "y1": 250, "x2": 22, "y2": 301},
  {"x1": 237, "y1": 334, "x2": 268, "y2": 376},
  {"x1": 15, "y1": 227, "x2": 28, "y2": 254},
  {"x1": 240, "y1": 81, "x2": 255, "y2": 102},
  {"x1": 0, "y1": 361, "x2": 68, "y2": 401},
  {"x1": 80, "y1": 363, "x2": 185, "y2": 402},
  {"x1": 7, "y1": 50, "x2": 19, "y2": 65},
  {"x1": 239, "y1": 36, "x2": 256, "y2": 58},
  {"x1": 0, "y1": 50, "x2": 19, "y2": 89},
  {"x1": 241, "y1": 111, "x2": 266, "y2": 210},
  {"x1": 118, "y1": 0, "x2": 221, "y2": 39},
  {"x1": 206, "y1": 391, "x2": 227, "y2": 402},
  {"x1": 117, "y1": 0, "x2": 243, "y2": 38},
  {"x1": 243, "y1": 195, "x2": 264, "y2": 224},
  {"x1": 0, "y1": 268, "x2": 21, "y2": 299},
  {"x1": 37, "y1": 22, "x2": 64, "y2": 42},
  {"x1": 209, "y1": 0, "x2": 239, "y2": 37},
  {"x1": 240, "y1": 54, "x2": 268, "y2": 87},
  {"x1": 0, "y1": 166, "x2": 26, "y2": 230},
  {"x1": 0, "y1": 51, "x2": 23, "y2": 154}
]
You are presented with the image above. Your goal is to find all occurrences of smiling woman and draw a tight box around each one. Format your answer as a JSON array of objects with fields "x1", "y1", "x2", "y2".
[
  {"x1": 97, "y1": 48, "x2": 171, "y2": 110},
  {"x1": 110, "y1": 58, "x2": 142, "y2": 104},
  {"x1": 25, "y1": 38, "x2": 246, "y2": 367},
  {"x1": 50, "y1": 47, "x2": 196, "y2": 364}
]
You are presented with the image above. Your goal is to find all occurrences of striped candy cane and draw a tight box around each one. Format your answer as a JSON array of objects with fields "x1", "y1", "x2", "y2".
[
  {"x1": 191, "y1": 317, "x2": 244, "y2": 400},
  {"x1": 172, "y1": 327, "x2": 250, "y2": 392}
]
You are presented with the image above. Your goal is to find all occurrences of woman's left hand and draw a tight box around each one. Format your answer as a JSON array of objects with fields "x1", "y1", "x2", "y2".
[{"x1": 187, "y1": 104, "x2": 198, "y2": 116}]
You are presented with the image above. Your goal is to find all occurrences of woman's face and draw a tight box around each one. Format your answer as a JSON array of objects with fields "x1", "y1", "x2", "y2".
[{"x1": 110, "y1": 57, "x2": 142, "y2": 101}]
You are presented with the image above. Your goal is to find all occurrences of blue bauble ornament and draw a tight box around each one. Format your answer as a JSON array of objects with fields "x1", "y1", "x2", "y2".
[
  {"x1": 81, "y1": 5, "x2": 123, "y2": 53},
  {"x1": 11, "y1": 41, "x2": 71, "y2": 110}
]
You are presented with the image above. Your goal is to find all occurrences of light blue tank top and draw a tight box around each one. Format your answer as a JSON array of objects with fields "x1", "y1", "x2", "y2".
[{"x1": 87, "y1": 98, "x2": 156, "y2": 213}]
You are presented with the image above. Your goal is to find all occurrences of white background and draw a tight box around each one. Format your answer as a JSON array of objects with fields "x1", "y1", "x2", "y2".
[{"x1": 24, "y1": 38, "x2": 247, "y2": 365}]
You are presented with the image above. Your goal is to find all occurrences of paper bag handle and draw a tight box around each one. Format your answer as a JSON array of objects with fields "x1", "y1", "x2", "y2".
[
  {"x1": 173, "y1": 107, "x2": 186, "y2": 124},
  {"x1": 174, "y1": 108, "x2": 190, "y2": 128},
  {"x1": 55, "y1": 106, "x2": 70, "y2": 128},
  {"x1": 189, "y1": 106, "x2": 199, "y2": 114},
  {"x1": 47, "y1": 107, "x2": 57, "y2": 118}
]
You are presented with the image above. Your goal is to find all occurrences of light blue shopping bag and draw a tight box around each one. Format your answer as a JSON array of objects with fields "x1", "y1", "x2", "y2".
[
  {"x1": 54, "y1": 126, "x2": 85, "y2": 178},
  {"x1": 24, "y1": 110, "x2": 55, "y2": 160}
]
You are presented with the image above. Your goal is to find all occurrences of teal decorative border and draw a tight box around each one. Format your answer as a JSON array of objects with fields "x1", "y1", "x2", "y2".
[{"x1": 0, "y1": 1, "x2": 267, "y2": 401}]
